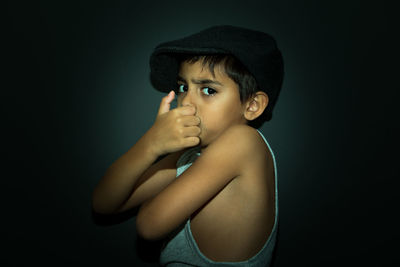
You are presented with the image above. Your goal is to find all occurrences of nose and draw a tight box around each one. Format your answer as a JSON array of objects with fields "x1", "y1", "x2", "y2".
[{"x1": 180, "y1": 88, "x2": 196, "y2": 108}]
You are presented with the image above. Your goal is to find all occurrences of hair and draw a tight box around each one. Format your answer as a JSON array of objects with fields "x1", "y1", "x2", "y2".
[{"x1": 176, "y1": 54, "x2": 269, "y2": 128}]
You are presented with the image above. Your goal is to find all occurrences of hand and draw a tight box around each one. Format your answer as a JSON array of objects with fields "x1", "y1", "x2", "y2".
[{"x1": 148, "y1": 91, "x2": 201, "y2": 156}]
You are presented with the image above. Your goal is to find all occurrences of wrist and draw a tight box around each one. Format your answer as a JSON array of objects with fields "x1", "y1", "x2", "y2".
[{"x1": 141, "y1": 127, "x2": 163, "y2": 159}]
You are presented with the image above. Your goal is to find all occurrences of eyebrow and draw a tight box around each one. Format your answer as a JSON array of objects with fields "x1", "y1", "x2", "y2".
[{"x1": 177, "y1": 75, "x2": 223, "y2": 86}]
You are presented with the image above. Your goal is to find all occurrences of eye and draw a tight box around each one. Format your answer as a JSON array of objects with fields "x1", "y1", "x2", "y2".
[
  {"x1": 177, "y1": 84, "x2": 187, "y2": 94},
  {"x1": 201, "y1": 87, "x2": 217, "y2": 96}
]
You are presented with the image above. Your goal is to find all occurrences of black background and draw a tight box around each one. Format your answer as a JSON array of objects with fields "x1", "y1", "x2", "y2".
[{"x1": 4, "y1": 0, "x2": 399, "y2": 266}]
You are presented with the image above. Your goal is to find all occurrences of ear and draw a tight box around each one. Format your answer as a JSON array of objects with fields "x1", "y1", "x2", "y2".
[{"x1": 243, "y1": 91, "x2": 269, "y2": 122}]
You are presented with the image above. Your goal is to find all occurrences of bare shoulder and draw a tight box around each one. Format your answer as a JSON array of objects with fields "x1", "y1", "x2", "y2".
[
  {"x1": 206, "y1": 124, "x2": 267, "y2": 160},
  {"x1": 198, "y1": 124, "x2": 270, "y2": 179}
]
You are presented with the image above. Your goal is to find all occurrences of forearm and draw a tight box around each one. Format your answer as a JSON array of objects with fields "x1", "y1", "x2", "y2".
[
  {"x1": 92, "y1": 131, "x2": 159, "y2": 214},
  {"x1": 92, "y1": 91, "x2": 201, "y2": 214}
]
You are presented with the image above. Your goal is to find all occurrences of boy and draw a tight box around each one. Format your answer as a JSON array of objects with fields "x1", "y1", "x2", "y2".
[{"x1": 92, "y1": 25, "x2": 284, "y2": 266}]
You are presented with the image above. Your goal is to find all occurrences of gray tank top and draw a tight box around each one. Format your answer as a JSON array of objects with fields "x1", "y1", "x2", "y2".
[{"x1": 160, "y1": 129, "x2": 278, "y2": 266}]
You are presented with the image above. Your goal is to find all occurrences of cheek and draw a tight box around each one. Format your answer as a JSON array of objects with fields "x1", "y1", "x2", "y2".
[
  {"x1": 198, "y1": 96, "x2": 242, "y2": 128},
  {"x1": 201, "y1": 106, "x2": 231, "y2": 128}
]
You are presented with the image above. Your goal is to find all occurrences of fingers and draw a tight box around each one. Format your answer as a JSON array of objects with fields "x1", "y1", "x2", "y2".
[
  {"x1": 157, "y1": 91, "x2": 175, "y2": 116},
  {"x1": 179, "y1": 115, "x2": 201, "y2": 127},
  {"x1": 183, "y1": 137, "x2": 200, "y2": 147},
  {"x1": 182, "y1": 126, "x2": 201, "y2": 137},
  {"x1": 176, "y1": 105, "x2": 196, "y2": 116}
]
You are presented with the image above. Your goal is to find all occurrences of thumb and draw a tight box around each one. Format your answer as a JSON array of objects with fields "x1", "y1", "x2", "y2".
[{"x1": 157, "y1": 90, "x2": 175, "y2": 116}]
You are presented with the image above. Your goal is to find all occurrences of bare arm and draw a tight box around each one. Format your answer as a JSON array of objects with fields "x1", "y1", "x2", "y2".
[
  {"x1": 136, "y1": 125, "x2": 258, "y2": 240},
  {"x1": 91, "y1": 131, "x2": 161, "y2": 214},
  {"x1": 92, "y1": 91, "x2": 201, "y2": 214},
  {"x1": 114, "y1": 148, "x2": 186, "y2": 213}
]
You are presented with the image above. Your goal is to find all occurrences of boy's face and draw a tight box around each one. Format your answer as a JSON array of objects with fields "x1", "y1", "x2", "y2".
[{"x1": 177, "y1": 60, "x2": 248, "y2": 150}]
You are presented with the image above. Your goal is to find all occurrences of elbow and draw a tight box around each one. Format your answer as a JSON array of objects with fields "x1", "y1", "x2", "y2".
[
  {"x1": 136, "y1": 209, "x2": 165, "y2": 240},
  {"x1": 91, "y1": 190, "x2": 117, "y2": 215},
  {"x1": 92, "y1": 202, "x2": 113, "y2": 215},
  {"x1": 92, "y1": 200, "x2": 112, "y2": 215}
]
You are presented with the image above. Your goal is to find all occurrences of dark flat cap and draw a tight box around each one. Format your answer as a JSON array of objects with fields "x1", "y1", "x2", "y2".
[{"x1": 149, "y1": 25, "x2": 284, "y2": 119}]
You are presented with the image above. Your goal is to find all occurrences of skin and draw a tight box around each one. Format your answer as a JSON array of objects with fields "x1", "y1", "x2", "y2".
[
  {"x1": 176, "y1": 60, "x2": 249, "y2": 152},
  {"x1": 92, "y1": 58, "x2": 275, "y2": 262}
]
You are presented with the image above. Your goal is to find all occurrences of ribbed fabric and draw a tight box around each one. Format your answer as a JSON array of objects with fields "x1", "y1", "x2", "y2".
[{"x1": 160, "y1": 130, "x2": 278, "y2": 267}]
